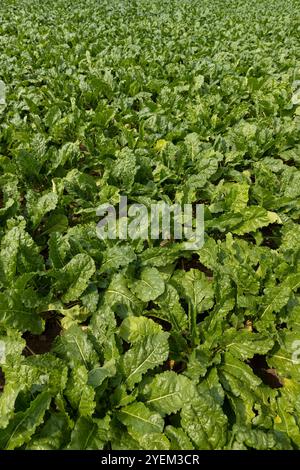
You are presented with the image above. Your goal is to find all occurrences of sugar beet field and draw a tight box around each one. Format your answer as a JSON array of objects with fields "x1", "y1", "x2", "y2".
[{"x1": 0, "y1": 0, "x2": 300, "y2": 451}]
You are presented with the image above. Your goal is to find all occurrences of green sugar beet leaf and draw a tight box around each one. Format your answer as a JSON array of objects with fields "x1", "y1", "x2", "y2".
[
  {"x1": 121, "y1": 333, "x2": 169, "y2": 389},
  {"x1": 0, "y1": 392, "x2": 52, "y2": 450},
  {"x1": 129, "y1": 267, "x2": 165, "y2": 302},
  {"x1": 53, "y1": 254, "x2": 96, "y2": 303},
  {"x1": 117, "y1": 402, "x2": 164, "y2": 438},
  {"x1": 181, "y1": 392, "x2": 228, "y2": 450},
  {"x1": 26, "y1": 190, "x2": 58, "y2": 229},
  {"x1": 119, "y1": 316, "x2": 163, "y2": 343},
  {"x1": 53, "y1": 324, "x2": 99, "y2": 369},
  {"x1": 68, "y1": 416, "x2": 110, "y2": 450},
  {"x1": 140, "y1": 371, "x2": 196, "y2": 416}
]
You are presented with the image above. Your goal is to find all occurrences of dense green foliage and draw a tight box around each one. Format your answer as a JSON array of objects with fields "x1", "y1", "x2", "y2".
[{"x1": 1, "y1": 0, "x2": 300, "y2": 450}]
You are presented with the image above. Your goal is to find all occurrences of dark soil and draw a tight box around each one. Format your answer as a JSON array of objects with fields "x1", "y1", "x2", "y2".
[
  {"x1": 22, "y1": 317, "x2": 62, "y2": 356},
  {"x1": 0, "y1": 368, "x2": 5, "y2": 391},
  {"x1": 176, "y1": 253, "x2": 213, "y2": 277},
  {"x1": 248, "y1": 354, "x2": 283, "y2": 388}
]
